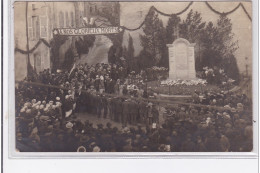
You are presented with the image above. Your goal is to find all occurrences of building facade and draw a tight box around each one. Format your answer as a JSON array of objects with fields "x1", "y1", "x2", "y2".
[
  {"x1": 15, "y1": 2, "x2": 85, "y2": 80},
  {"x1": 15, "y1": 2, "x2": 121, "y2": 80}
]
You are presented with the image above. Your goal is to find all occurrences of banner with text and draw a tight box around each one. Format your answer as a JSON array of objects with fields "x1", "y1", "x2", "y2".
[{"x1": 53, "y1": 27, "x2": 123, "y2": 36}]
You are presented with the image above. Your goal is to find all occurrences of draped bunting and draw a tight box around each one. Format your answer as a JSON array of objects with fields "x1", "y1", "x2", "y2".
[
  {"x1": 205, "y1": 2, "x2": 241, "y2": 16},
  {"x1": 122, "y1": 2, "x2": 193, "y2": 31},
  {"x1": 152, "y1": 2, "x2": 194, "y2": 16},
  {"x1": 15, "y1": 38, "x2": 50, "y2": 54},
  {"x1": 15, "y1": 2, "x2": 251, "y2": 54},
  {"x1": 122, "y1": 2, "x2": 251, "y2": 31},
  {"x1": 205, "y1": 2, "x2": 252, "y2": 21}
]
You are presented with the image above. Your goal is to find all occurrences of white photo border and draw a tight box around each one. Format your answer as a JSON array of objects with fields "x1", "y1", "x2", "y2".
[{"x1": 6, "y1": 0, "x2": 259, "y2": 159}]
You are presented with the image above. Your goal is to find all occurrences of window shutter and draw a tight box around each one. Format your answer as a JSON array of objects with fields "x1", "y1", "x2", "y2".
[
  {"x1": 36, "y1": 54, "x2": 41, "y2": 67},
  {"x1": 66, "y1": 12, "x2": 69, "y2": 27},
  {"x1": 36, "y1": 17, "x2": 40, "y2": 39},
  {"x1": 59, "y1": 11, "x2": 64, "y2": 28},
  {"x1": 32, "y1": 17, "x2": 36, "y2": 39},
  {"x1": 40, "y1": 16, "x2": 47, "y2": 38},
  {"x1": 70, "y1": 12, "x2": 74, "y2": 27},
  {"x1": 27, "y1": 17, "x2": 33, "y2": 39}
]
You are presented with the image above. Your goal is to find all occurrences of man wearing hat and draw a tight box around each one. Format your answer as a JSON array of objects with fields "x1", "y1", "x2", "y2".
[
  {"x1": 138, "y1": 99, "x2": 148, "y2": 124},
  {"x1": 99, "y1": 75, "x2": 105, "y2": 94},
  {"x1": 122, "y1": 99, "x2": 130, "y2": 127},
  {"x1": 236, "y1": 103, "x2": 245, "y2": 117},
  {"x1": 147, "y1": 102, "x2": 153, "y2": 125},
  {"x1": 94, "y1": 75, "x2": 100, "y2": 92},
  {"x1": 96, "y1": 94, "x2": 102, "y2": 118},
  {"x1": 114, "y1": 97, "x2": 123, "y2": 123},
  {"x1": 179, "y1": 107, "x2": 186, "y2": 120},
  {"x1": 129, "y1": 99, "x2": 138, "y2": 124},
  {"x1": 152, "y1": 104, "x2": 159, "y2": 125}
]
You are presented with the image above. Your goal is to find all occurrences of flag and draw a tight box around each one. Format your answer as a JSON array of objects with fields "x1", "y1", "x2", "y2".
[{"x1": 69, "y1": 63, "x2": 76, "y2": 76}]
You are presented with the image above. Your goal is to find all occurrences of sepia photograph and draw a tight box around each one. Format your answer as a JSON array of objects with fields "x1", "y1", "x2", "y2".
[{"x1": 13, "y1": 1, "x2": 253, "y2": 153}]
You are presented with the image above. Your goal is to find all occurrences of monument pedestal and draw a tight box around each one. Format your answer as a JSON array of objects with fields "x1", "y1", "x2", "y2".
[{"x1": 167, "y1": 38, "x2": 196, "y2": 80}]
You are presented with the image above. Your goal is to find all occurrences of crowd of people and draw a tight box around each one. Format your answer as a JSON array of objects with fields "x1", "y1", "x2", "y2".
[{"x1": 15, "y1": 63, "x2": 253, "y2": 152}]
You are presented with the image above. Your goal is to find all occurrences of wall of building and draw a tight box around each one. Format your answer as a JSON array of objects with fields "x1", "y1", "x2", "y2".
[
  {"x1": 14, "y1": 2, "x2": 52, "y2": 80},
  {"x1": 14, "y1": 2, "x2": 82, "y2": 80}
]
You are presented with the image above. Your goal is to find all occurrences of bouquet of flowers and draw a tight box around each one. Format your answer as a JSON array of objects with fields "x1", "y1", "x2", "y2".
[{"x1": 161, "y1": 79, "x2": 207, "y2": 86}]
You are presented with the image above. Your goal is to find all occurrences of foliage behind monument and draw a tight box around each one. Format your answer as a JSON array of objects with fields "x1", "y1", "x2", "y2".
[{"x1": 136, "y1": 9, "x2": 240, "y2": 82}]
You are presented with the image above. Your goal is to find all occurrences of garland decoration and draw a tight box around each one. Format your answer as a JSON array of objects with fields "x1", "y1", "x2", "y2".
[
  {"x1": 122, "y1": 1, "x2": 251, "y2": 31},
  {"x1": 15, "y1": 2, "x2": 251, "y2": 54},
  {"x1": 15, "y1": 38, "x2": 50, "y2": 54},
  {"x1": 205, "y1": 2, "x2": 240, "y2": 15},
  {"x1": 240, "y1": 3, "x2": 252, "y2": 21},
  {"x1": 153, "y1": 2, "x2": 194, "y2": 16},
  {"x1": 122, "y1": 2, "x2": 193, "y2": 31},
  {"x1": 121, "y1": 6, "x2": 153, "y2": 31},
  {"x1": 205, "y1": 2, "x2": 251, "y2": 21}
]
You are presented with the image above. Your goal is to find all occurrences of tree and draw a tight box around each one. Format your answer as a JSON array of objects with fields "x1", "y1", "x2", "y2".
[
  {"x1": 50, "y1": 35, "x2": 68, "y2": 72},
  {"x1": 137, "y1": 49, "x2": 153, "y2": 70},
  {"x1": 165, "y1": 14, "x2": 181, "y2": 44},
  {"x1": 179, "y1": 10, "x2": 206, "y2": 43},
  {"x1": 140, "y1": 9, "x2": 166, "y2": 66},
  {"x1": 159, "y1": 14, "x2": 182, "y2": 68},
  {"x1": 126, "y1": 34, "x2": 135, "y2": 71},
  {"x1": 108, "y1": 45, "x2": 117, "y2": 64},
  {"x1": 178, "y1": 10, "x2": 206, "y2": 70},
  {"x1": 199, "y1": 15, "x2": 239, "y2": 82},
  {"x1": 216, "y1": 15, "x2": 239, "y2": 82},
  {"x1": 216, "y1": 15, "x2": 239, "y2": 60},
  {"x1": 199, "y1": 22, "x2": 222, "y2": 69}
]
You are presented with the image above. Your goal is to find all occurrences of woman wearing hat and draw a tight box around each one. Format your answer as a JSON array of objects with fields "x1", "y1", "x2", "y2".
[
  {"x1": 147, "y1": 102, "x2": 153, "y2": 125},
  {"x1": 94, "y1": 75, "x2": 100, "y2": 92},
  {"x1": 99, "y1": 75, "x2": 105, "y2": 94},
  {"x1": 114, "y1": 79, "x2": 120, "y2": 95}
]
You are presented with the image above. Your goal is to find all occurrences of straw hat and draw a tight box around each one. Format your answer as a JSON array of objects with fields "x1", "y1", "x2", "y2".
[
  {"x1": 231, "y1": 108, "x2": 236, "y2": 113},
  {"x1": 93, "y1": 146, "x2": 101, "y2": 152},
  {"x1": 66, "y1": 122, "x2": 74, "y2": 129},
  {"x1": 77, "y1": 146, "x2": 86, "y2": 152}
]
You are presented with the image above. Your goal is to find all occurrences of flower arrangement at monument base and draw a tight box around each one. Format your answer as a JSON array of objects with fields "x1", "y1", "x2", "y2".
[
  {"x1": 161, "y1": 78, "x2": 207, "y2": 86},
  {"x1": 145, "y1": 66, "x2": 169, "y2": 81}
]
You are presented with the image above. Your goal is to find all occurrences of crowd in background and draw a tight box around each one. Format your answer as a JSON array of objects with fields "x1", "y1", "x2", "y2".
[{"x1": 15, "y1": 63, "x2": 253, "y2": 152}]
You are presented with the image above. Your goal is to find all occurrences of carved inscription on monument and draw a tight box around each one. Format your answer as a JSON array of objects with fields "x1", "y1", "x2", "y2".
[
  {"x1": 175, "y1": 43, "x2": 188, "y2": 70},
  {"x1": 167, "y1": 38, "x2": 196, "y2": 79}
]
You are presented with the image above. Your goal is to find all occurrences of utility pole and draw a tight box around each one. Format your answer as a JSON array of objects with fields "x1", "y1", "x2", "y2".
[
  {"x1": 245, "y1": 57, "x2": 248, "y2": 78},
  {"x1": 25, "y1": 2, "x2": 31, "y2": 77}
]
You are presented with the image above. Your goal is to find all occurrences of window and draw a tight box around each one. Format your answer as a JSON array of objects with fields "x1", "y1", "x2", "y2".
[
  {"x1": 59, "y1": 11, "x2": 64, "y2": 28},
  {"x1": 27, "y1": 17, "x2": 33, "y2": 39},
  {"x1": 36, "y1": 18, "x2": 40, "y2": 39},
  {"x1": 65, "y1": 12, "x2": 69, "y2": 27},
  {"x1": 32, "y1": 16, "x2": 39, "y2": 40},
  {"x1": 70, "y1": 12, "x2": 74, "y2": 27},
  {"x1": 90, "y1": 7, "x2": 92, "y2": 14},
  {"x1": 33, "y1": 53, "x2": 41, "y2": 72},
  {"x1": 32, "y1": 4, "x2": 36, "y2": 10},
  {"x1": 35, "y1": 54, "x2": 41, "y2": 67},
  {"x1": 40, "y1": 16, "x2": 47, "y2": 38}
]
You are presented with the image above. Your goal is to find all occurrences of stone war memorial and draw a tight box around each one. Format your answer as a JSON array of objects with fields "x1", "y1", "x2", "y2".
[{"x1": 167, "y1": 38, "x2": 196, "y2": 80}]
